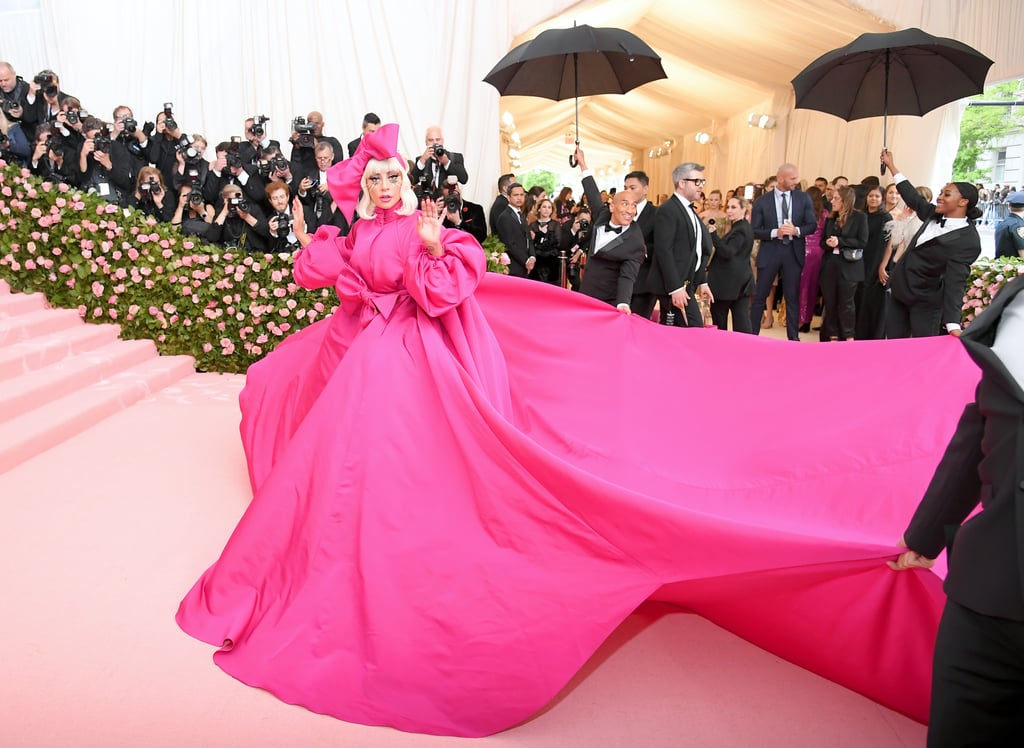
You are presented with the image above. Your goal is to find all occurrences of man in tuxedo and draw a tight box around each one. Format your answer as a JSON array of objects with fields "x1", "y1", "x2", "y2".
[
  {"x1": 623, "y1": 170, "x2": 657, "y2": 318},
  {"x1": 347, "y1": 112, "x2": 380, "y2": 158},
  {"x1": 749, "y1": 163, "x2": 818, "y2": 340},
  {"x1": 645, "y1": 161, "x2": 714, "y2": 327},
  {"x1": 880, "y1": 149, "x2": 982, "y2": 338},
  {"x1": 409, "y1": 126, "x2": 468, "y2": 195},
  {"x1": 573, "y1": 148, "x2": 644, "y2": 311},
  {"x1": 494, "y1": 182, "x2": 534, "y2": 278},
  {"x1": 489, "y1": 172, "x2": 515, "y2": 234},
  {"x1": 440, "y1": 179, "x2": 487, "y2": 244},
  {"x1": 889, "y1": 272, "x2": 1024, "y2": 745}
]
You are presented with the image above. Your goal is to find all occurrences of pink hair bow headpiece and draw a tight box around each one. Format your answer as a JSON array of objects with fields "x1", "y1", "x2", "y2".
[{"x1": 327, "y1": 123, "x2": 404, "y2": 224}]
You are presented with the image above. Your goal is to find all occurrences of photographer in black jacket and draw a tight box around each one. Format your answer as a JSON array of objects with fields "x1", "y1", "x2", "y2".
[
  {"x1": 78, "y1": 117, "x2": 133, "y2": 204},
  {"x1": 0, "y1": 61, "x2": 33, "y2": 134},
  {"x1": 111, "y1": 105, "x2": 152, "y2": 177},
  {"x1": 439, "y1": 178, "x2": 486, "y2": 244},
  {"x1": 24, "y1": 69, "x2": 73, "y2": 130},
  {"x1": 28, "y1": 124, "x2": 77, "y2": 184},
  {"x1": 302, "y1": 141, "x2": 349, "y2": 234},
  {"x1": 125, "y1": 165, "x2": 175, "y2": 222},
  {"x1": 208, "y1": 139, "x2": 267, "y2": 209},
  {"x1": 147, "y1": 104, "x2": 186, "y2": 202},
  {"x1": 238, "y1": 114, "x2": 279, "y2": 167},
  {"x1": 171, "y1": 184, "x2": 215, "y2": 240},
  {"x1": 208, "y1": 183, "x2": 266, "y2": 253}
]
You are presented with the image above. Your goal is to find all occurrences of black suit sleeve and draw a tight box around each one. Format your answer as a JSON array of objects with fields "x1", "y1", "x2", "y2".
[
  {"x1": 445, "y1": 152, "x2": 468, "y2": 184},
  {"x1": 711, "y1": 223, "x2": 752, "y2": 260},
  {"x1": 903, "y1": 402, "x2": 984, "y2": 558},
  {"x1": 795, "y1": 192, "x2": 818, "y2": 238},
  {"x1": 496, "y1": 210, "x2": 530, "y2": 266},
  {"x1": 615, "y1": 239, "x2": 644, "y2": 307},
  {"x1": 652, "y1": 203, "x2": 683, "y2": 293}
]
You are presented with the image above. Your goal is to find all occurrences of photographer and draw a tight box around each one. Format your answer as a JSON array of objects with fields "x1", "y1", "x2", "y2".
[
  {"x1": 409, "y1": 125, "x2": 468, "y2": 195},
  {"x1": 111, "y1": 105, "x2": 152, "y2": 176},
  {"x1": 148, "y1": 104, "x2": 186, "y2": 201},
  {"x1": 303, "y1": 141, "x2": 349, "y2": 234},
  {"x1": 255, "y1": 145, "x2": 300, "y2": 213},
  {"x1": 171, "y1": 133, "x2": 211, "y2": 195},
  {"x1": 438, "y1": 178, "x2": 486, "y2": 244},
  {"x1": 238, "y1": 115, "x2": 279, "y2": 167},
  {"x1": 0, "y1": 108, "x2": 31, "y2": 165},
  {"x1": 208, "y1": 183, "x2": 266, "y2": 253},
  {"x1": 255, "y1": 182, "x2": 312, "y2": 253},
  {"x1": 208, "y1": 139, "x2": 266, "y2": 208},
  {"x1": 52, "y1": 97, "x2": 86, "y2": 152},
  {"x1": 288, "y1": 110, "x2": 343, "y2": 177},
  {"x1": 125, "y1": 166, "x2": 174, "y2": 222},
  {"x1": 78, "y1": 118, "x2": 132, "y2": 204},
  {"x1": 0, "y1": 61, "x2": 32, "y2": 134},
  {"x1": 24, "y1": 69, "x2": 74, "y2": 129},
  {"x1": 29, "y1": 124, "x2": 77, "y2": 184},
  {"x1": 171, "y1": 184, "x2": 214, "y2": 240}
]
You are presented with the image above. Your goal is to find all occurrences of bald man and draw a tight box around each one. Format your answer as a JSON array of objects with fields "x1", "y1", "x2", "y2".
[{"x1": 409, "y1": 125, "x2": 468, "y2": 195}]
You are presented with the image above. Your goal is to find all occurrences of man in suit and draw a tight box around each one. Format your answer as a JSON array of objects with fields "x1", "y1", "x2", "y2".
[
  {"x1": 572, "y1": 148, "x2": 645, "y2": 311},
  {"x1": 494, "y1": 182, "x2": 534, "y2": 278},
  {"x1": 880, "y1": 149, "x2": 982, "y2": 338},
  {"x1": 288, "y1": 111, "x2": 344, "y2": 176},
  {"x1": 440, "y1": 179, "x2": 487, "y2": 244},
  {"x1": 489, "y1": 172, "x2": 515, "y2": 234},
  {"x1": 749, "y1": 163, "x2": 818, "y2": 341},
  {"x1": 623, "y1": 170, "x2": 657, "y2": 319},
  {"x1": 645, "y1": 161, "x2": 714, "y2": 327},
  {"x1": 409, "y1": 126, "x2": 468, "y2": 197},
  {"x1": 347, "y1": 112, "x2": 380, "y2": 158},
  {"x1": 889, "y1": 272, "x2": 1024, "y2": 745}
]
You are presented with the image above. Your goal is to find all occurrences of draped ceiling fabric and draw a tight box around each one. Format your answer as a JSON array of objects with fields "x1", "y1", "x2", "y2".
[{"x1": 0, "y1": 1, "x2": 1020, "y2": 206}]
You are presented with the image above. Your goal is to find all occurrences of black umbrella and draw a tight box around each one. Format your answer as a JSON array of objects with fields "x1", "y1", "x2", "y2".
[
  {"x1": 483, "y1": 23, "x2": 667, "y2": 166},
  {"x1": 792, "y1": 27, "x2": 993, "y2": 173}
]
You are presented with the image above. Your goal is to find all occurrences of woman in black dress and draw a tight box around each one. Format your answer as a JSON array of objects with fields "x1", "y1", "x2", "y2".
[{"x1": 854, "y1": 184, "x2": 892, "y2": 339}]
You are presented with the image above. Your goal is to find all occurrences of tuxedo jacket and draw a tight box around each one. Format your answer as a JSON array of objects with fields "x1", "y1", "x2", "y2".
[
  {"x1": 409, "y1": 151, "x2": 468, "y2": 188},
  {"x1": 645, "y1": 194, "x2": 711, "y2": 296},
  {"x1": 820, "y1": 211, "x2": 869, "y2": 283},
  {"x1": 631, "y1": 201, "x2": 657, "y2": 293},
  {"x1": 488, "y1": 194, "x2": 509, "y2": 234},
  {"x1": 890, "y1": 179, "x2": 981, "y2": 326},
  {"x1": 904, "y1": 274, "x2": 1024, "y2": 620},
  {"x1": 442, "y1": 199, "x2": 487, "y2": 244},
  {"x1": 347, "y1": 136, "x2": 361, "y2": 158},
  {"x1": 751, "y1": 189, "x2": 818, "y2": 268},
  {"x1": 495, "y1": 205, "x2": 532, "y2": 277},
  {"x1": 707, "y1": 219, "x2": 755, "y2": 300},
  {"x1": 579, "y1": 175, "x2": 645, "y2": 307}
]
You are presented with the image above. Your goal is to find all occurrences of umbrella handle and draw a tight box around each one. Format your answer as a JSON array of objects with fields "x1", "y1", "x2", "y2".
[{"x1": 569, "y1": 153, "x2": 577, "y2": 168}]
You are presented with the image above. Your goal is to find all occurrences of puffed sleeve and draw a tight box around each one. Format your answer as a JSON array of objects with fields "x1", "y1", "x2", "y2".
[
  {"x1": 291, "y1": 225, "x2": 351, "y2": 289},
  {"x1": 404, "y1": 227, "x2": 486, "y2": 316}
]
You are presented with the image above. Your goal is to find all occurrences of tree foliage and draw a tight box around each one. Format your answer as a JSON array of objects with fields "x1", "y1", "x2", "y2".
[
  {"x1": 517, "y1": 169, "x2": 559, "y2": 196},
  {"x1": 954, "y1": 80, "x2": 1024, "y2": 183}
]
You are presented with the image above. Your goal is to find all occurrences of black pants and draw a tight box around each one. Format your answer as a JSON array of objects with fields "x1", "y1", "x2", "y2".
[
  {"x1": 710, "y1": 297, "x2": 752, "y2": 333},
  {"x1": 819, "y1": 259, "x2": 857, "y2": 339},
  {"x1": 885, "y1": 296, "x2": 943, "y2": 338},
  {"x1": 630, "y1": 291, "x2": 657, "y2": 321},
  {"x1": 927, "y1": 600, "x2": 1024, "y2": 747},
  {"x1": 657, "y1": 295, "x2": 702, "y2": 327}
]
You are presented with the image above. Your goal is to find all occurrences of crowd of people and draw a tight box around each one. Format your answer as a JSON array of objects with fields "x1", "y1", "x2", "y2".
[{"x1": 489, "y1": 145, "x2": 1023, "y2": 342}]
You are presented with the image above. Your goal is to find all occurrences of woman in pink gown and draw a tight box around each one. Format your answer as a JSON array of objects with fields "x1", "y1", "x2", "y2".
[{"x1": 177, "y1": 125, "x2": 981, "y2": 737}]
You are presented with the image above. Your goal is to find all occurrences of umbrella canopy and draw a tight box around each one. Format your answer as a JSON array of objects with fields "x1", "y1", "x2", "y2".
[
  {"x1": 483, "y1": 24, "x2": 666, "y2": 102},
  {"x1": 792, "y1": 27, "x2": 993, "y2": 122},
  {"x1": 484, "y1": 24, "x2": 666, "y2": 165}
]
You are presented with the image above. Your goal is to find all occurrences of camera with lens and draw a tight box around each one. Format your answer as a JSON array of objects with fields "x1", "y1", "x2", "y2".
[
  {"x1": 44, "y1": 134, "x2": 67, "y2": 159},
  {"x1": 293, "y1": 116, "x2": 316, "y2": 149},
  {"x1": 139, "y1": 176, "x2": 162, "y2": 197},
  {"x1": 273, "y1": 211, "x2": 292, "y2": 238},
  {"x1": 162, "y1": 103, "x2": 177, "y2": 132},
  {"x1": 0, "y1": 133, "x2": 9, "y2": 150},
  {"x1": 92, "y1": 128, "x2": 113, "y2": 154},
  {"x1": 188, "y1": 190, "x2": 205, "y2": 208},
  {"x1": 121, "y1": 117, "x2": 137, "y2": 136},
  {"x1": 34, "y1": 72, "x2": 58, "y2": 97},
  {"x1": 142, "y1": 121, "x2": 156, "y2": 137},
  {"x1": 185, "y1": 167, "x2": 202, "y2": 187},
  {"x1": 444, "y1": 193, "x2": 461, "y2": 213},
  {"x1": 0, "y1": 98, "x2": 19, "y2": 117},
  {"x1": 228, "y1": 196, "x2": 249, "y2": 216},
  {"x1": 64, "y1": 109, "x2": 81, "y2": 126},
  {"x1": 257, "y1": 155, "x2": 289, "y2": 177},
  {"x1": 176, "y1": 134, "x2": 202, "y2": 163},
  {"x1": 432, "y1": 143, "x2": 446, "y2": 159},
  {"x1": 251, "y1": 115, "x2": 269, "y2": 138}
]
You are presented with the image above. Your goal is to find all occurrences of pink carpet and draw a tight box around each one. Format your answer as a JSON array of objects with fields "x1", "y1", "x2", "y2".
[{"x1": 0, "y1": 287, "x2": 927, "y2": 746}]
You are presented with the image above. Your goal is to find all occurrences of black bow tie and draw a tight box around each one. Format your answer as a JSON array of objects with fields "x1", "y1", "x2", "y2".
[
  {"x1": 605, "y1": 224, "x2": 623, "y2": 235},
  {"x1": 933, "y1": 215, "x2": 946, "y2": 227}
]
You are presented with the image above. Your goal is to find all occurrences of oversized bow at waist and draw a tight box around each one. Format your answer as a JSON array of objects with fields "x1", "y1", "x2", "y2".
[{"x1": 336, "y1": 267, "x2": 408, "y2": 328}]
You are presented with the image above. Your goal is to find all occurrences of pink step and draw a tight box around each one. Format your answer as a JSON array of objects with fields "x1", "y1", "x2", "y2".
[
  {"x1": 0, "y1": 323, "x2": 122, "y2": 382},
  {"x1": 0, "y1": 291, "x2": 47, "y2": 318},
  {"x1": 0, "y1": 279, "x2": 10, "y2": 294},
  {"x1": 0, "y1": 307, "x2": 83, "y2": 347},
  {"x1": 0, "y1": 339, "x2": 158, "y2": 424},
  {"x1": 0, "y1": 355, "x2": 195, "y2": 474}
]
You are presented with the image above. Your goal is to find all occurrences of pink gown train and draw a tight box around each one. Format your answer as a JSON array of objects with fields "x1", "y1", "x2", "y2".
[{"x1": 177, "y1": 205, "x2": 978, "y2": 737}]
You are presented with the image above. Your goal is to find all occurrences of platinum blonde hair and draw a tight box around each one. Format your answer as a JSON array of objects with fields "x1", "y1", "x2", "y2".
[{"x1": 357, "y1": 157, "x2": 417, "y2": 220}]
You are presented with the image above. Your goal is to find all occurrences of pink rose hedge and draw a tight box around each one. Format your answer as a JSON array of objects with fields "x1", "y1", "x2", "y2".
[
  {"x1": 962, "y1": 257, "x2": 1023, "y2": 326},
  {"x1": 0, "y1": 162, "x2": 337, "y2": 373}
]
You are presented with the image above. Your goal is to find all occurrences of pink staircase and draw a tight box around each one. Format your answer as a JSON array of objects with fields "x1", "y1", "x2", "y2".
[{"x1": 0, "y1": 281, "x2": 195, "y2": 473}]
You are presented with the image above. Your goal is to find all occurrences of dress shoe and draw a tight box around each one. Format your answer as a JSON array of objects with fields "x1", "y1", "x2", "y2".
[{"x1": 798, "y1": 322, "x2": 811, "y2": 333}]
